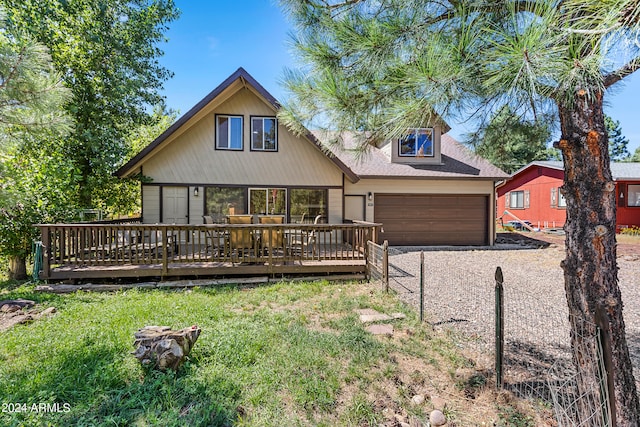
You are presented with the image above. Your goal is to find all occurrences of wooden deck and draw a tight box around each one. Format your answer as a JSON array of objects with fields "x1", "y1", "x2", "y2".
[{"x1": 37, "y1": 222, "x2": 379, "y2": 281}]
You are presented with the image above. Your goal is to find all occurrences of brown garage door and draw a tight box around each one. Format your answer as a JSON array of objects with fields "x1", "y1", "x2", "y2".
[{"x1": 374, "y1": 194, "x2": 488, "y2": 246}]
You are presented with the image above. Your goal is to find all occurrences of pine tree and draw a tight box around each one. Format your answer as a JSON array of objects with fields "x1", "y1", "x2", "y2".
[
  {"x1": 0, "y1": 9, "x2": 71, "y2": 147},
  {"x1": 279, "y1": 0, "x2": 640, "y2": 422},
  {"x1": 465, "y1": 106, "x2": 552, "y2": 173},
  {"x1": 605, "y1": 115, "x2": 630, "y2": 160}
]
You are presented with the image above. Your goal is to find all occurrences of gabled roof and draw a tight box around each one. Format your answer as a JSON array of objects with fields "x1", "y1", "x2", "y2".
[
  {"x1": 507, "y1": 160, "x2": 640, "y2": 181},
  {"x1": 116, "y1": 67, "x2": 507, "y2": 182},
  {"x1": 115, "y1": 67, "x2": 359, "y2": 182},
  {"x1": 317, "y1": 131, "x2": 509, "y2": 180}
]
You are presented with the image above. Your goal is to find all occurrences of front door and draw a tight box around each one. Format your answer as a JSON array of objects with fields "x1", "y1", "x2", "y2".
[{"x1": 162, "y1": 186, "x2": 189, "y2": 224}]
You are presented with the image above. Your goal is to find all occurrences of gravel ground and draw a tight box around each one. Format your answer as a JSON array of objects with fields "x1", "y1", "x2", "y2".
[{"x1": 385, "y1": 240, "x2": 640, "y2": 393}]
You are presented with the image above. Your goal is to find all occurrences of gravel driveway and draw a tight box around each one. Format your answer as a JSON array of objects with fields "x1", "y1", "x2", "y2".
[{"x1": 385, "y1": 240, "x2": 640, "y2": 393}]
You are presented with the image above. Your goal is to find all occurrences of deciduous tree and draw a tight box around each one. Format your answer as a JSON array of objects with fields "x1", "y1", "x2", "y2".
[
  {"x1": 2, "y1": 0, "x2": 180, "y2": 211},
  {"x1": 279, "y1": 0, "x2": 640, "y2": 422}
]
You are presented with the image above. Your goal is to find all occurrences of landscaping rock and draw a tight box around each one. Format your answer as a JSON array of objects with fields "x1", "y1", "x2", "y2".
[
  {"x1": 132, "y1": 325, "x2": 201, "y2": 371},
  {"x1": 411, "y1": 394, "x2": 425, "y2": 405},
  {"x1": 0, "y1": 299, "x2": 35, "y2": 313},
  {"x1": 38, "y1": 307, "x2": 57, "y2": 317},
  {"x1": 366, "y1": 324, "x2": 394, "y2": 335},
  {"x1": 429, "y1": 409, "x2": 447, "y2": 426},
  {"x1": 356, "y1": 308, "x2": 393, "y2": 323}
]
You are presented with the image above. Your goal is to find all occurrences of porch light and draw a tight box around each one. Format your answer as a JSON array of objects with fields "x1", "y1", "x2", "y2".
[
  {"x1": 620, "y1": 191, "x2": 624, "y2": 199},
  {"x1": 194, "y1": 187, "x2": 199, "y2": 197},
  {"x1": 368, "y1": 192, "x2": 373, "y2": 201}
]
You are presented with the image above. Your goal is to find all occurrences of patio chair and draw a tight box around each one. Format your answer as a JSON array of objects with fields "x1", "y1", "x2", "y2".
[
  {"x1": 307, "y1": 215, "x2": 323, "y2": 258},
  {"x1": 259, "y1": 215, "x2": 285, "y2": 255},
  {"x1": 227, "y1": 215, "x2": 254, "y2": 260},
  {"x1": 289, "y1": 214, "x2": 322, "y2": 260}
]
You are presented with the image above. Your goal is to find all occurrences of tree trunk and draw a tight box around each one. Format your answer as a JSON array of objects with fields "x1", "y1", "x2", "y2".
[
  {"x1": 8, "y1": 255, "x2": 27, "y2": 280},
  {"x1": 557, "y1": 90, "x2": 640, "y2": 425}
]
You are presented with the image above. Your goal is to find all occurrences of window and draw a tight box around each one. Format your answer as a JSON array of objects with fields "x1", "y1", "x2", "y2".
[
  {"x1": 290, "y1": 189, "x2": 327, "y2": 223},
  {"x1": 509, "y1": 190, "x2": 529, "y2": 209},
  {"x1": 216, "y1": 115, "x2": 243, "y2": 150},
  {"x1": 249, "y1": 188, "x2": 286, "y2": 215},
  {"x1": 629, "y1": 185, "x2": 640, "y2": 206},
  {"x1": 251, "y1": 117, "x2": 277, "y2": 151},
  {"x1": 399, "y1": 128, "x2": 434, "y2": 157},
  {"x1": 205, "y1": 187, "x2": 246, "y2": 223},
  {"x1": 551, "y1": 187, "x2": 566, "y2": 208},
  {"x1": 558, "y1": 192, "x2": 567, "y2": 208}
]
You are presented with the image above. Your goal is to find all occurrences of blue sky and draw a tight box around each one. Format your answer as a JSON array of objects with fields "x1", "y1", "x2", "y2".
[{"x1": 158, "y1": 0, "x2": 640, "y2": 153}]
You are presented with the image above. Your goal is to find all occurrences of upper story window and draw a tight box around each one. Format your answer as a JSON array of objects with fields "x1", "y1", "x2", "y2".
[
  {"x1": 251, "y1": 117, "x2": 277, "y2": 151},
  {"x1": 399, "y1": 128, "x2": 434, "y2": 157},
  {"x1": 216, "y1": 115, "x2": 243, "y2": 150}
]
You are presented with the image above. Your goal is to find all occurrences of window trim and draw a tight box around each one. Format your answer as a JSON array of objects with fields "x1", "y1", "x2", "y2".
[
  {"x1": 249, "y1": 187, "x2": 287, "y2": 215},
  {"x1": 250, "y1": 116, "x2": 278, "y2": 152},
  {"x1": 398, "y1": 127, "x2": 435, "y2": 157},
  {"x1": 509, "y1": 190, "x2": 527, "y2": 209},
  {"x1": 628, "y1": 184, "x2": 640, "y2": 207},
  {"x1": 215, "y1": 114, "x2": 244, "y2": 151}
]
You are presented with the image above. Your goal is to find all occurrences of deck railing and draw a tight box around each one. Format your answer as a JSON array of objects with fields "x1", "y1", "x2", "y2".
[{"x1": 37, "y1": 222, "x2": 380, "y2": 280}]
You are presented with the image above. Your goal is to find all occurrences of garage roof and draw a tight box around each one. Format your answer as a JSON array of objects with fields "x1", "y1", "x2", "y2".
[{"x1": 318, "y1": 131, "x2": 509, "y2": 180}]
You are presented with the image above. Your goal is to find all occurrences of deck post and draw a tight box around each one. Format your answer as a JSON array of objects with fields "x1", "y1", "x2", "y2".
[
  {"x1": 162, "y1": 228, "x2": 168, "y2": 276},
  {"x1": 40, "y1": 226, "x2": 51, "y2": 280}
]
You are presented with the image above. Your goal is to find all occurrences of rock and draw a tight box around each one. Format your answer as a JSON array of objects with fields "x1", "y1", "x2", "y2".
[
  {"x1": 400, "y1": 423, "x2": 411, "y2": 427},
  {"x1": 132, "y1": 325, "x2": 201, "y2": 371},
  {"x1": 430, "y1": 409, "x2": 447, "y2": 426},
  {"x1": 411, "y1": 394, "x2": 425, "y2": 405},
  {"x1": 394, "y1": 413, "x2": 406, "y2": 423},
  {"x1": 0, "y1": 299, "x2": 35, "y2": 313},
  {"x1": 38, "y1": 307, "x2": 57, "y2": 317},
  {"x1": 366, "y1": 324, "x2": 394, "y2": 335}
]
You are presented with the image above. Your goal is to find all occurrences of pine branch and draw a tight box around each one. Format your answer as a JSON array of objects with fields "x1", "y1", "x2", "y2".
[{"x1": 603, "y1": 56, "x2": 640, "y2": 88}]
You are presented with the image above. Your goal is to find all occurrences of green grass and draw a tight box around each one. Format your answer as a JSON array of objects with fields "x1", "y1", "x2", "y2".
[
  {"x1": 0, "y1": 279, "x2": 542, "y2": 426},
  {"x1": 0, "y1": 281, "x2": 407, "y2": 426}
]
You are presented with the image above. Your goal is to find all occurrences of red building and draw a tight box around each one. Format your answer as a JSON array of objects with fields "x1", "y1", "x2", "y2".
[{"x1": 496, "y1": 161, "x2": 640, "y2": 231}]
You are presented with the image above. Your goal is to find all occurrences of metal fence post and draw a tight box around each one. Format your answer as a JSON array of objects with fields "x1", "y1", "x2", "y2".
[
  {"x1": 495, "y1": 266, "x2": 504, "y2": 389},
  {"x1": 420, "y1": 251, "x2": 424, "y2": 322},
  {"x1": 382, "y1": 240, "x2": 389, "y2": 292}
]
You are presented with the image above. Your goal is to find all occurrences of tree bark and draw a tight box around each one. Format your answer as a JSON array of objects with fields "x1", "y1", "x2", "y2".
[
  {"x1": 8, "y1": 256, "x2": 27, "y2": 280},
  {"x1": 557, "y1": 90, "x2": 640, "y2": 425}
]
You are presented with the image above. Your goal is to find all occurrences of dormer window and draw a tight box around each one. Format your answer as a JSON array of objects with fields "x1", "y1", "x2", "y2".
[{"x1": 399, "y1": 128, "x2": 434, "y2": 157}]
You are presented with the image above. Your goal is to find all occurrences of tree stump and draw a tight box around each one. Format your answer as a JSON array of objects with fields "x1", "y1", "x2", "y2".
[{"x1": 132, "y1": 325, "x2": 201, "y2": 371}]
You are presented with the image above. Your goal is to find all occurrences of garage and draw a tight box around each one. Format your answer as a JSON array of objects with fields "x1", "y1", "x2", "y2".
[{"x1": 374, "y1": 194, "x2": 489, "y2": 246}]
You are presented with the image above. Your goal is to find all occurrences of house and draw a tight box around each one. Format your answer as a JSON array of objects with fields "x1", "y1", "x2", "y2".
[
  {"x1": 116, "y1": 68, "x2": 509, "y2": 246},
  {"x1": 496, "y1": 160, "x2": 640, "y2": 230}
]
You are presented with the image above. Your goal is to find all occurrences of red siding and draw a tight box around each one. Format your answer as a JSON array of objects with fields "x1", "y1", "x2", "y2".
[
  {"x1": 616, "y1": 181, "x2": 640, "y2": 230},
  {"x1": 497, "y1": 166, "x2": 566, "y2": 229},
  {"x1": 497, "y1": 165, "x2": 640, "y2": 230}
]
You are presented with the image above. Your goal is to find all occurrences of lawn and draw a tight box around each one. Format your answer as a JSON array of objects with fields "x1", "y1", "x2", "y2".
[{"x1": 0, "y1": 279, "x2": 545, "y2": 426}]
